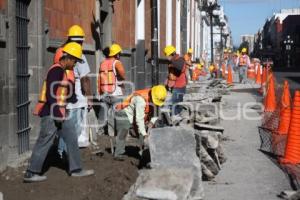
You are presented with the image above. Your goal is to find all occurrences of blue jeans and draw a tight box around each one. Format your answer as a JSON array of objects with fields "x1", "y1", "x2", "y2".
[
  {"x1": 58, "y1": 108, "x2": 85, "y2": 156},
  {"x1": 239, "y1": 66, "x2": 248, "y2": 83},
  {"x1": 171, "y1": 87, "x2": 186, "y2": 115},
  {"x1": 28, "y1": 116, "x2": 82, "y2": 173}
]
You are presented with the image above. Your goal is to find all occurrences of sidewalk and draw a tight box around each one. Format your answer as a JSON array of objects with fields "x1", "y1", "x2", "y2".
[{"x1": 203, "y1": 86, "x2": 291, "y2": 200}]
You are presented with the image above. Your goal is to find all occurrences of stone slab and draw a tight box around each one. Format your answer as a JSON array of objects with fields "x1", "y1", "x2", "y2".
[
  {"x1": 149, "y1": 127, "x2": 204, "y2": 199},
  {"x1": 135, "y1": 168, "x2": 194, "y2": 200}
]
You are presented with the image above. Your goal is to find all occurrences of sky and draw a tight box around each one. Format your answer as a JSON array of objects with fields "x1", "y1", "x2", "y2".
[{"x1": 219, "y1": 0, "x2": 300, "y2": 46}]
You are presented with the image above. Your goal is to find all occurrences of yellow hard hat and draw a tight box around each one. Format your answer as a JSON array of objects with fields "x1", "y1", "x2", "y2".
[
  {"x1": 151, "y1": 85, "x2": 167, "y2": 106},
  {"x1": 197, "y1": 64, "x2": 202, "y2": 69},
  {"x1": 241, "y1": 48, "x2": 247, "y2": 53},
  {"x1": 62, "y1": 42, "x2": 83, "y2": 60},
  {"x1": 224, "y1": 49, "x2": 228, "y2": 53},
  {"x1": 209, "y1": 65, "x2": 215, "y2": 72},
  {"x1": 164, "y1": 45, "x2": 176, "y2": 56},
  {"x1": 109, "y1": 43, "x2": 122, "y2": 57},
  {"x1": 67, "y1": 25, "x2": 85, "y2": 38},
  {"x1": 188, "y1": 48, "x2": 193, "y2": 54}
]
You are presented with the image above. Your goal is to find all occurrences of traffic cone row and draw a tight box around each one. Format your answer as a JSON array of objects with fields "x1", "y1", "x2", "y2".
[{"x1": 280, "y1": 91, "x2": 300, "y2": 164}]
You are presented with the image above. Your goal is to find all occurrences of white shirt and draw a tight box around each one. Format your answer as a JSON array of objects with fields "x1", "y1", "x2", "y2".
[
  {"x1": 67, "y1": 54, "x2": 91, "y2": 109},
  {"x1": 111, "y1": 60, "x2": 123, "y2": 96}
]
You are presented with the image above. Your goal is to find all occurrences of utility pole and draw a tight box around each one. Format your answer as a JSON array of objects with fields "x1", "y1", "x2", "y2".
[
  {"x1": 151, "y1": 0, "x2": 159, "y2": 86},
  {"x1": 210, "y1": 12, "x2": 214, "y2": 64}
]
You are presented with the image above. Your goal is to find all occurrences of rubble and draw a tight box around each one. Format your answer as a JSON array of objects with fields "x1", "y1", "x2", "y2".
[{"x1": 123, "y1": 77, "x2": 230, "y2": 200}]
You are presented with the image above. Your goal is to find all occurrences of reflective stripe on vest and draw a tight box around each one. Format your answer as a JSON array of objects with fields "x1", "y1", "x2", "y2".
[
  {"x1": 33, "y1": 64, "x2": 74, "y2": 117},
  {"x1": 116, "y1": 89, "x2": 152, "y2": 122},
  {"x1": 98, "y1": 58, "x2": 117, "y2": 94}
]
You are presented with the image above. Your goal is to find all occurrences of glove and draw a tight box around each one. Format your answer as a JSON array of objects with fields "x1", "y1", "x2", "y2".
[{"x1": 54, "y1": 120, "x2": 63, "y2": 130}]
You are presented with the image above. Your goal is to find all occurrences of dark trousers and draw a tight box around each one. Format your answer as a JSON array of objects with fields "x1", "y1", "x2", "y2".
[
  {"x1": 28, "y1": 115, "x2": 82, "y2": 174},
  {"x1": 171, "y1": 87, "x2": 186, "y2": 115}
]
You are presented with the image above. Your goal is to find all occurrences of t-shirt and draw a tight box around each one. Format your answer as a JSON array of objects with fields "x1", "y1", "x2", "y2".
[
  {"x1": 39, "y1": 66, "x2": 74, "y2": 118},
  {"x1": 67, "y1": 54, "x2": 91, "y2": 109}
]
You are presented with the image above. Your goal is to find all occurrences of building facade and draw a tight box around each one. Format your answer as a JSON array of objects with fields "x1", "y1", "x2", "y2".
[{"x1": 0, "y1": 0, "x2": 231, "y2": 171}]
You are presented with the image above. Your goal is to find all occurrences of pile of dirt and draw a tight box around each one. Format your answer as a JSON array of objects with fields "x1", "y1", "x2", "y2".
[{"x1": 0, "y1": 135, "x2": 139, "y2": 200}]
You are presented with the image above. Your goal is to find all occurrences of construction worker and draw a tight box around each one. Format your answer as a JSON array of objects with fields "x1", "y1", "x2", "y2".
[
  {"x1": 164, "y1": 45, "x2": 187, "y2": 115},
  {"x1": 113, "y1": 85, "x2": 167, "y2": 160},
  {"x1": 98, "y1": 43, "x2": 126, "y2": 96},
  {"x1": 98, "y1": 43, "x2": 126, "y2": 135},
  {"x1": 192, "y1": 62, "x2": 204, "y2": 82},
  {"x1": 236, "y1": 48, "x2": 250, "y2": 84},
  {"x1": 209, "y1": 64, "x2": 216, "y2": 79},
  {"x1": 54, "y1": 25, "x2": 93, "y2": 158},
  {"x1": 184, "y1": 48, "x2": 193, "y2": 81},
  {"x1": 24, "y1": 42, "x2": 94, "y2": 182}
]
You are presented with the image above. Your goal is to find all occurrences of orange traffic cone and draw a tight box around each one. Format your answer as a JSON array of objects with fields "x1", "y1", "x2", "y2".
[
  {"x1": 264, "y1": 73, "x2": 276, "y2": 112},
  {"x1": 227, "y1": 65, "x2": 233, "y2": 85},
  {"x1": 259, "y1": 67, "x2": 267, "y2": 94},
  {"x1": 280, "y1": 91, "x2": 300, "y2": 164},
  {"x1": 277, "y1": 81, "x2": 291, "y2": 135},
  {"x1": 222, "y1": 64, "x2": 226, "y2": 79},
  {"x1": 255, "y1": 65, "x2": 262, "y2": 84}
]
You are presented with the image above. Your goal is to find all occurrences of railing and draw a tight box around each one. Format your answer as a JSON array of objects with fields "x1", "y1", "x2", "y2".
[{"x1": 16, "y1": 0, "x2": 31, "y2": 154}]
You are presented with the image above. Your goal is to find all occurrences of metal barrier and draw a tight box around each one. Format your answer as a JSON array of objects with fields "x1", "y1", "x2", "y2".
[{"x1": 16, "y1": 0, "x2": 31, "y2": 154}]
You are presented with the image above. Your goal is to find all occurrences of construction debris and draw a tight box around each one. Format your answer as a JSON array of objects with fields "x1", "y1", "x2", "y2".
[{"x1": 123, "y1": 76, "x2": 232, "y2": 200}]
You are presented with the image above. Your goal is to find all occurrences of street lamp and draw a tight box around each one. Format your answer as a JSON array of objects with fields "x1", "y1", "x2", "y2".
[
  {"x1": 283, "y1": 35, "x2": 294, "y2": 68},
  {"x1": 203, "y1": 0, "x2": 219, "y2": 65},
  {"x1": 219, "y1": 20, "x2": 226, "y2": 61}
]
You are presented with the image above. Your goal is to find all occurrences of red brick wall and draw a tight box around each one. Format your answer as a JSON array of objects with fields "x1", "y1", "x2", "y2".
[
  {"x1": 44, "y1": 0, "x2": 95, "y2": 44},
  {"x1": 160, "y1": 0, "x2": 166, "y2": 57},
  {"x1": 112, "y1": 0, "x2": 135, "y2": 49},
  {"x1": 0, "y1": 0, "x2": 6, "y2": 10}
]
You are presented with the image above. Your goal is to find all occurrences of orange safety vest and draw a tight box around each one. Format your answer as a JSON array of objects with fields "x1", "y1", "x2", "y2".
[
  {"x1": 192, "y1": 68, "x2": 201, "y2": 81},
  {"x1": 167, "y1": 55, "x2": 187, "y2": 88},
  {"x1": 98, "y1": 58, "x2": 117, "y2": 95},
  {"x1": 239, "y1": 56, "x2": 248, "y2": 66},
  {"x1": 53, "y1": 46, "x2": 76, "y2": 83},
  {"x1": 33, "y1": 64, "x2": 75, "y2": 117},
  {"x1": 116, "y1": 89, "x2": 152, "y2": 122}
]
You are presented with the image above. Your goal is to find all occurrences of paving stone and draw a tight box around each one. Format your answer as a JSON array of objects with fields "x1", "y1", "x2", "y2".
[
  {"x1": 134, "y1": 168, "x2": 194, "y2": 200},
  {"x1": 149, "y1": 127, "x2": 204, "y2": 199}
]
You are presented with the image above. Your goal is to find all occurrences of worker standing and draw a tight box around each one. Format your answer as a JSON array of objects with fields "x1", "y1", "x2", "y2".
[
  {"x1": 236, "y1": 48, "x2": 250, "y2": 84},
  {"x1": 98, "y1": 43, "x2": 126, "y2": 135},
  {"x1": 113, "y1": 85, "x2": 167, "y2": 160},
  {"x1": 24, "y1": 43, "x2": 94, "y2": 182},
  {"x1": 164, "y1": 45, "x2": 187, "y2": 115},
  {"x1": 184, "y1": 48, "x2": 193, "y2": 81},
  {"x1": 54, "y1": 25, "x2": 93, "y2": 157}
]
